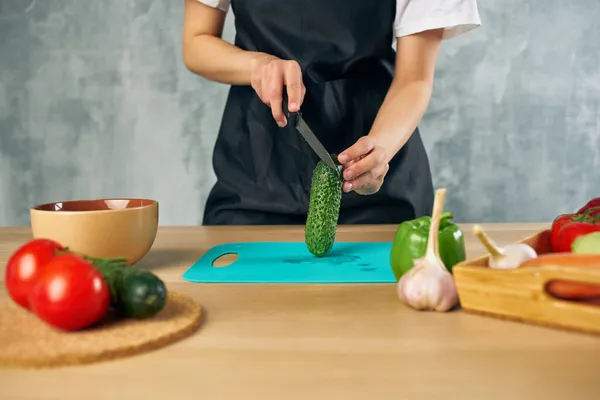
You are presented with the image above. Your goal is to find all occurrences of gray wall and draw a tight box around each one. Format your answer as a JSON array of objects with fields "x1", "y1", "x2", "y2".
[{"x1": 1, "y1": 0, "x2": 598, "y2": 226}]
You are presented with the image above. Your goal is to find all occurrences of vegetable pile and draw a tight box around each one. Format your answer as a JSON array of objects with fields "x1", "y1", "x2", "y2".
[
  {"x1": 395, "y1": 188, "x2": 460, "y2": 312},
  {"x1": 390, "y1": 187, "x2": 467, "y2": 312},
  {"x1": 4, "y1": 238, "x2": 167, "y2": 331},
  {"x1": 389, "y1": 194, "x2": 600, "y2": 312},
  {"x1": 470, "y1": 196, "x2": 600, "y2": 303},
  {"x1": 551, "y1": 200, "x2": 600, "y2": 254},
  {"x1": 390, "y1": 209, "x2": 465, "y2": 280}
]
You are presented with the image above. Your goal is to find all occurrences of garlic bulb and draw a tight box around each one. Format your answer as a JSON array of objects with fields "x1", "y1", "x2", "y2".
[
  {"x1": 396, "y1": 255, "x2": 459, "y2": 312},
  {"x1": 396, "y1": 188, "x2": 459, "y2": 312},
  {"x1": 472, "y1": 224, "x2": 537, "y2": 269}
]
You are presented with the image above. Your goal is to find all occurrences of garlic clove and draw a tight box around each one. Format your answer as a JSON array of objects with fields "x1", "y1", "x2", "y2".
[
  {"x1": 488, "y1": 243, "x2": 538, "y2": 270},
  {"x1": 472, "y1": 224, "x2": 538, "y2": 270}
]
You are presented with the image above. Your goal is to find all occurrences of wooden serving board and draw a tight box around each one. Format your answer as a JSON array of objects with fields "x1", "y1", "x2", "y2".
[{"x1": 453, "y1": 229, "x2": 600, "y2": 336}]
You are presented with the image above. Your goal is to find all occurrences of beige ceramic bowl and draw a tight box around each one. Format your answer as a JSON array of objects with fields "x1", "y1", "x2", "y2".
[{"x1": 30, "y1": 198, "x2": 159, "y2": 265}]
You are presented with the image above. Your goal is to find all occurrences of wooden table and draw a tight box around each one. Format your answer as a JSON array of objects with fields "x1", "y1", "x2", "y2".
[{"x1": 1, "y1": 224, "x2": 600, "y2": 400}]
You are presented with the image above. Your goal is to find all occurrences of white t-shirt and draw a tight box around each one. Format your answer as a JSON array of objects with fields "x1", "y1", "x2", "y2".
[{"x1": 197, "y1": 0, "x2": 481, "y2": 40}]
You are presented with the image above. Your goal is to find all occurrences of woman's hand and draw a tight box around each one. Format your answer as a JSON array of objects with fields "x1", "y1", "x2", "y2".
[
  {"x1": 249, "y1": 55, "x2": 306, "y2": 127},
  {"x1": 337, "y1": 137, "x2": 389, "y2": 195}
]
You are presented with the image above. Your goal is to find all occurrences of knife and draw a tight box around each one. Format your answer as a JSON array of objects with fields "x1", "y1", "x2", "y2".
[{"x1": 282, "y1": 91, "x2": 338, "y2": 172}]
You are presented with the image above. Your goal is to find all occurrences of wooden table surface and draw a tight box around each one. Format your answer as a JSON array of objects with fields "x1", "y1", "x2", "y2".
[{"x1": 1, "y1": 223, "x2": 600, "y2": 400}]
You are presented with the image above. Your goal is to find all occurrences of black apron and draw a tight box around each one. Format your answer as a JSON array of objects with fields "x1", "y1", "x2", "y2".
[{"x1": 202, "y1": 0, "x2": 434, "y2": 225}]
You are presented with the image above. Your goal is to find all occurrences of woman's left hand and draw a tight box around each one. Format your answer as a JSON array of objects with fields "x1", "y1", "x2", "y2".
[{"x1": 337, "y1": 136, "x2": 389, "y2": 195}]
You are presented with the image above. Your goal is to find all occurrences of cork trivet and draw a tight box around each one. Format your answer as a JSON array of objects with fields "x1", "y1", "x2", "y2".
[{"x1": 0, "y1": 291, "x2": 203, "y2": 369}]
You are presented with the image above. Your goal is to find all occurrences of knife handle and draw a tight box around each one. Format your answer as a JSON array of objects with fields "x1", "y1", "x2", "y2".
[
  {"x1": 282, "y1": 88, "x2": 290, "y2": 117},
  {"x1": 282, "y1": 87, "x2": 300, "y2": 127}
]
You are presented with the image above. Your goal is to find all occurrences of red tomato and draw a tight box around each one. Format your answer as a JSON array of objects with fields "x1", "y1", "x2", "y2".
[
  {"x1": 577, "y1": 200, "x2": 600, "y2": 215},
  {"x1": 550, "y1": 214, "x2": 576, "y2": 252},
  {"x1": 28, "y1": 253, "x2": 110, "y2": 331},
  {"x1": 5, "y1": 238, "x2": 64, "y2": 309},
  {"x1": 551, "y1": 207, "x2": 600, "y2": 252},
  {"x1": 555, "y1": 222, "x2": 600, "y2": 253}
]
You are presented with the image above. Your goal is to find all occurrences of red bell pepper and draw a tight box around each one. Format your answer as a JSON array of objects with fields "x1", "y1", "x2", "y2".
[
  {"x1": 552, "y1": 207, "x2": 600, "y2": 253},
  {"x1": 550, "y1": 207, "x2": 600, "y2": 251},
  {"x1": 577, "y1": 197, "x2": 600, "y2": 214}
]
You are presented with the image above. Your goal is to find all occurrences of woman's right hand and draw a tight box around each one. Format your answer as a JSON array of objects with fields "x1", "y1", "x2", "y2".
[{"x1": 249, "y1": 54, "x2": 305, "y2": 127}]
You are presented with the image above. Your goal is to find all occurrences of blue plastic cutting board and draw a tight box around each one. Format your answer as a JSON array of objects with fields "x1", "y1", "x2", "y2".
[{"x1": 182, "y1": 241, "x2": 396, "y2": 284}]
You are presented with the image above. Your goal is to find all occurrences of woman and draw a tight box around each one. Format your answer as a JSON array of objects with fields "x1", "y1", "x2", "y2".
[{"x1": 182, "y1": 0, "x2": 480, "y2": 225}]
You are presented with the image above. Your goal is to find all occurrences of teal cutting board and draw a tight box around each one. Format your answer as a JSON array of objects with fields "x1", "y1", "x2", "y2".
[{"x1": 182, "y1": 241, "x2": 396, "y2": 284}]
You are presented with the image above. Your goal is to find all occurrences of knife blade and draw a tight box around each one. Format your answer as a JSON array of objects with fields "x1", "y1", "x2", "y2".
[{"x1": 282, "y1": 91, "x2": 338, "y2": 172}]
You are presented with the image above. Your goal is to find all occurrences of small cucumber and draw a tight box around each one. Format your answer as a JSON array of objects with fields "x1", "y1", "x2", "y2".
[
  {"x1": 572, "y1": 232, "x2": 600, "y2": 254},
  {"x1": 305, "y1": 155, "x2": 344, "y2": 257},
  {"x1": 87, "y1": 258, "x2": 167, "y2": 319}
]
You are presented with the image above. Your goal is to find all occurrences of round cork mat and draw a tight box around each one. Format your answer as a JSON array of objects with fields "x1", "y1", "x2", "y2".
[{"x1": 0, "y1": 291, "x2": 203, "y2": 369}]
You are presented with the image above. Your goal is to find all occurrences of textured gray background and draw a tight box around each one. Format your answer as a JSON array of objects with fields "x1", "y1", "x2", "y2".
[{"x1": 0, "y1": 0, "x2": 599, "y2": 226}]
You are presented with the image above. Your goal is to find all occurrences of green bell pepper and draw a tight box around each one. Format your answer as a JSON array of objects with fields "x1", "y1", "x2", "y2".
[{"x1": 390, "y1": 211, "x2": 466, "y2": 280}]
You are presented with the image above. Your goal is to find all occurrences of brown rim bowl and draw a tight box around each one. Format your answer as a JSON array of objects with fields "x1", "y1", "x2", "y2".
[{"x1": 30, "y1": 198, "x2": 159, "y2": 265}]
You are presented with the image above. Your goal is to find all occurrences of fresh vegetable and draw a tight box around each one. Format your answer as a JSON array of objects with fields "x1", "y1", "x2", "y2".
[
  {"x1": 547, "y1": 280, "x2": 600, "y2": 301},
  {"x1": 4, "y1": 237, "x2": 167, "y2": 330},
  {"x1": 472, "y1": 224, "x2": 537, "y2": 269},
  {"x1": 551, "y1": 207, "x2": 600, "y2": 252},
  {"x1": 85, "y1": 256, "x2": 167, "y2": 319},
  {"x1": 520, "y1": 253, "x2": 600, "y2": 267},
  {"x1": 554, "y1": 218, "x2": 600, "y2": 253},
  {"x1": 520, "y1": 253, "x2": 600, "y2": 300},
  {"x1": 28, "y1": 253, "x2": 110, "y2": 331},
  {"x1": 305, "y1": 155, "x2": 343, "y2": 257},
  {"x1": 577, "y1": 197, "x2": 600, "y2": 215},
  {"x1": 396, "y1": 188, "x2": 459, "y2": 312},
  {"x1": 572, "y1": 232, "x2": 600, "y2": 254},
  {"x1": 5, "y1": 238, "x2": 64, "y2": 310},
  {"x1": 390, "y1": 209, "x2": 466, "y2": 280}
]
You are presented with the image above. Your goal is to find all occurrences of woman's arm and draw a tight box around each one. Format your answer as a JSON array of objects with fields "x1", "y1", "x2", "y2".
[
  {"x1": 181, "y1": 0, "x2": 305, "y2": 123},
  {"x1": 368, "y1": 28, "x2": 444, "y2": 163},
  {"x1": 338, "y1": 28, "x2": 444, "y2": 193},
  {"x1": 181, "y1": 0, "x2": 267, "y2": 85},
  {"x1": 338, "y1": 0, "x2": 480, "y2": 194}
]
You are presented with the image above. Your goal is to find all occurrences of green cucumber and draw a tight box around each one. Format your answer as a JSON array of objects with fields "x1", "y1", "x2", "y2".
[
  {"x1": 305, "y1": 155, "x2": 344, "y2": 257},
  {"x1": 86, "y1": 257, "x2": 167, "y2": 319},
  {"x1": 572, "y1": 232, "x2": 600, "y2": 254}
]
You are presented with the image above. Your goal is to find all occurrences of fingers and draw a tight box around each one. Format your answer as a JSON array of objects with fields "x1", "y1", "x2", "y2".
[
  {"x1": 343, "y1": 161, "x2": 388, "y2": 193},
  {"x1": 342, "y1": 144, "x2": 386, "y2": 182},
  {"x1": 252, "y1": 58, "x2": 305, "y2": 127},
  {"x1": 284, "y1": 61, "x2": 303, "y2": 113},
  {"x1": 338, "y1": 137, "x2": 389, "y2": 194},
  {"x1": 267, "y1": 84, "x2": 285, "y2": 127},
  {"x1": 337, "y1": 136, "x2": 376, "y2": 164}
]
